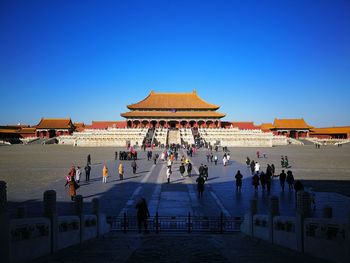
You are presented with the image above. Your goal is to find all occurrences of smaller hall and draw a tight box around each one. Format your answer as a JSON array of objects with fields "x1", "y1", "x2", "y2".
[{"x1": 121, "y1": 90, "x2": 226, "y2": 128}]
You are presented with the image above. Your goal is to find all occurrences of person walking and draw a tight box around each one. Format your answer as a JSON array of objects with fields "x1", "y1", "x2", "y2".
[
  {"x1": 203, "y1": 165, "x2": 209, "y2": 181},
  {"x1": 196, "y1": 175, "x2": 205, "y2": 198},
  {"x1": 135, "y1": 198, "x2": 150, "y2": 233},
  {"x1": 102, "y1": 164, "x2": 108, "y2": 183},
  {"x1": 260, "y1": 171, "x2": 266, "y2": 191},
  {"x1": 154, "y1": 153, "x2": 159, "y2": 164},
  {"x1": 279, "y1": 170, "x2": 286, "y2": 191},
  {"x1": 167, "y1": 158, "x2": 172, "y2": 169},
  {"x1": 223, "y1": 156, "x2": 227, "y2": 166},
  {"x1": 281, "y1": 156, "x2": 285, "y2": 168},
  {"x1": 227, "y1": 153, "x2": 230, "y2": 165},
  {"x1": 166, "y1": 167, "x2": 172, "y2": 183},
  {"x1": 187, "y1": 162, "x2": 192, "y2": 177},
  {"x1": 198, "y1": 164, "x2": 204, "y2": 176},
  {"x1": 252, "y1": 173, "x2": 260, "y2": 192},
  {"x1": 84, "y1": 163, "x2": 91, "y2": 182},
  {"x1": 255, "y1": 162, "x2": 260, "y2": 174},
  {"x1": 286, "y1": 170, "x2": 295, "y2": 191},
  {"x1": 131, "y1": 160, "x2": 138, "y2": 174},
  {"x1": 206, "y1": 152, "x2": 210, "y2": 162},
  {"x1": 266, "y1": 172, "x2": 271, "y2": 194},
  {"x1": 65, "y1": 174, "x2": 78, "y2": 201},
  {"x1": 246, "y1": 157, "x2": 250, "y2": 166},
  {"x1": 284, "y1": 156, "x2": 289, "y2": 168},
  {"x1": 214, "y1": 155, "x2": 218, "y2": 165},
  {"x1": 118, "y1": 163, "x2": 124, "y2": 180},
  {"x1": 235, "y1": 170, "x2": 243, "y2": 192},
  {"x1": 210, "y1": 152, "x2": 213, "y2": 162},
  {"x1": 250, "y1": 160, "x2": 255, "y2": 175},
  {"x1": 271, "y1": 164, "x2": 276, "y2": 178},
  {"x1": 87, "y1": 154, "x2": 91, "y2": 165},
  {"x1": 179, "y1": 163, "x2": 185, "y2": 177},
  {"x1": 75, "y1": 166, "x2": 81, "y2": 183}
]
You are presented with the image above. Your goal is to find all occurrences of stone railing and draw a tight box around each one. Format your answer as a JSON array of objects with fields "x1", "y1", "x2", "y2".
[
  {"x1": 57, "y1": 128, "x2": 148, "y2": 147},
  {"x1": 287, "y1": 137, "x2": 304, "y2": 145},
  {"x1": 240, "y1": 193, "x2": 350, "y2": 263},
  {"x1": 198, "y1": 128, "x2": 279, "y2": 147},
  {"x1": 305, "y1": 137, "x2": 350, "y2": 146},
  {"x1": 153, "y1": 128, "x2": 168, "y2": 146},
  {"x1": 180, "y1": 128, "x2": 195, "y2": 145},
  {"x1": 0, "y1": 182, "x2": 110, "y2": 262}
]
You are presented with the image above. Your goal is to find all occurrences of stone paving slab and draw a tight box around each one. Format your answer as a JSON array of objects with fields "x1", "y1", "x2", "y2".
[
  {"x1": 1, "y1": 144, "x2": 350, "y2": 220},
  {"x1": 32, "y1": 233, "x2": 331, "y2": 263}
]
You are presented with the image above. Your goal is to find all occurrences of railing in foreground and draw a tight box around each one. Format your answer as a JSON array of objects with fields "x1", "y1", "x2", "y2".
[{"x1": 107, "y1": 212, "x2": 243, "y2": 233}]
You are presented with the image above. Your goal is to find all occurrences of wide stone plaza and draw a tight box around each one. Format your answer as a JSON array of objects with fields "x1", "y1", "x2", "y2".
[
  {"x1": 1, "y1": 143, "x2": 349, "y2": 219},
  {"x1": 2, "y1": 143, "x2": 350, "y2": 262}
]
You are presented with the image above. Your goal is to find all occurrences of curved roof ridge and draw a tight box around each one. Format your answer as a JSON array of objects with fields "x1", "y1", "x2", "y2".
[{"x1": 127, "y1": 90, "x2": 220, "y2": 110}]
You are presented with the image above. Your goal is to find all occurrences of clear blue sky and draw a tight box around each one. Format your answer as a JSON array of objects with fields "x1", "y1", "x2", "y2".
[{"x1": 1, "y1": 0, "x2": 349, "y2": 127}]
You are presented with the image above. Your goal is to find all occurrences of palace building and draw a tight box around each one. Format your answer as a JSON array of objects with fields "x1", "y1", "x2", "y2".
[
  {"x1": 35, "y1": 118, "x2": 75, "y2": 138},
  {"x1": 1, "y1": 90, "x2": 349, "y2": 146},
  {"x1": 120, "y1": 90, "x2": 225, "y2": 128}
]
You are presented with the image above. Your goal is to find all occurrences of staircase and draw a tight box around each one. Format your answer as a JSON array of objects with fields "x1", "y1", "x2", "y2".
[
  {"x1": 180, "y1": 128, "x2": 195, "y2": 145},
  {"x1": 152, "y1": 128, "x2": 168, "y2": 146},
  {"x1": 143, "y1": 128, "x2": 154, "y2": 146},
  {"x1": 167, "y1": 129, "x2": 181, "y2": 145}
]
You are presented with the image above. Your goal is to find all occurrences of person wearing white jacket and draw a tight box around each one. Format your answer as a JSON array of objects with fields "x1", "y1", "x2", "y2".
[
  {"x1": 166, "y1": 167, "x2": 172, "y2": 183},
  {"x1": 255, "y1": 162, "x2": 260, "y2": 173}
]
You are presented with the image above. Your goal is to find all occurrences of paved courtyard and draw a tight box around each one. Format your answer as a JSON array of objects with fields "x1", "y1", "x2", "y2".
[
  {"x1": 33, "y1": 233, "x2": 331, "y2": 263},
  {"x1": 1, "y1": 143, "x2": 350, "y2": 219}
]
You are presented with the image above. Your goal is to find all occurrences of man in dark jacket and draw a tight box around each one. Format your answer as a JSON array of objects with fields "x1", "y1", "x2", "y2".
[
  {"x1": 179, "y1": 163, "x2": 185, "y2": 177},
  {"x1": 84, "y1": 164, "x2": 91, "y2": 182},
  {"x1": 187, "y1": 162, "x2": 192, "y2": 177},
  {"x1": 135, "y1": 198, "x2": 150, "y2": 233},
  {"x1": 279, "y1": 170, "x2": 287, "y2": 191},
  {"x1": 131, "y1": 160, "x2": 138, "y2": 174},
  {"x1": 196, "y1": 176, "x2": 205, "y2": 198}
]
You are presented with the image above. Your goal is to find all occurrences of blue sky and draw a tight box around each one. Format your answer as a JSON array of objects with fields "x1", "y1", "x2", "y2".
[{"x1": 0, "y1": 0, "x2": 349, "y2": 127}]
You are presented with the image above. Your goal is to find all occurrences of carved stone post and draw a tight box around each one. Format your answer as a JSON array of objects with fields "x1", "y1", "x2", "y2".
[
  {"x1": 346, "y1": 211, "x2": 350, "y2": 259},
  {"x1": 296, "y1": 191, "x2": 311, "y2": 252},
  {"x1": 269, "y1": 196, "x2": 279, "y2": 243},
  {"x1": 323, "y1": 206, "x2": 332, "y2": 218},
  {"x1": 43, "y1": 190, "x2": 57, "y2": 254},
  {"x1": 17, "y1": 206, "x2": 27, "y2": 218},
  {"x1": 250, "y1": 199, "x2": 258, "y2": 237},
  {"x1": 0, "y1": 181, "x2": 10, "y2": 262},
  {"x1": 75, "y1": 195, "x2": 84, "y2": 244},
  {"x1": 92, "y1": 198, "x2": 100, "y2": 237}
]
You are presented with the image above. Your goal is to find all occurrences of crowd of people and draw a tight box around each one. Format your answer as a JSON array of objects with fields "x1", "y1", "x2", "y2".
[{"x1": 64, "y1": 146, "x2": 306, "y2": 212}]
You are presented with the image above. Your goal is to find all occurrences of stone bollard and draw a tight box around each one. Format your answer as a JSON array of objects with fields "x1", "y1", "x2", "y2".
[
  {"x1": 17, "y1": 206, "x2": 27, "y2": 218},
  {"x1": 346, "y1": 211, "x2": 350, "y2": 259},
  {"x1": 296, "y1": 191, "x2": 311, "y2": 253},
  {"x1": 250, "y1": 199, "x2": 258, "y2": 237},
  {"x1": 92, "y1": 198, "x2": 100, "y2": 237},
  {"x1": 75, "y1": 195, "x2": 84, "y2": 244},
  {"x1": 43, "y1": 190, "x2": 57, "y2": 254},
  {"x1": 269, "y1": 196, "x2": 279, "y2": 243},
  {"x1": 323, "y1": 206, "x2": 332, "y2": 218},
  {"x1": 0, "y1": 181, "x2": 10, "y2": 263}
]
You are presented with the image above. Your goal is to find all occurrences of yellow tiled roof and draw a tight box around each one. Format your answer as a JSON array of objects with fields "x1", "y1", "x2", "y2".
[
  {"x1": 19, "y1": 127, "x2": 36, "y2": 134},
  {"x1": 36, "y1": 118, "x2": 74, "y2": 129},
  {"x1": 311, "y1": 126, "x2": 350, "y2": 134},
  {"x1": 127, "y1": 91, "x2": 220, "y2": 110},
  {"x1": 121, "y1": 110, "x2": 225, "y2": 118},
  {"x1": 273, "y1": 118, "x2": 312, "y2": 129},
  {"x1": 260, "y1": 123, "x2": 275, "y2": 130}
]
